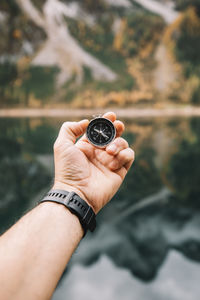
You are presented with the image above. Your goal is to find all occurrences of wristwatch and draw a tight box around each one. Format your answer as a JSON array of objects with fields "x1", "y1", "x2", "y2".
[{"x1": 38, "y1": 189, "x2": 96, "y2": 236}]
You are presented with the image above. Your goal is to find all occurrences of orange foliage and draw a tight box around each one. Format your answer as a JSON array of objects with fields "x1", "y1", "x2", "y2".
[
  {"x1": 165, "y1": 7, "x2": 200, "y2": 49},
  {"x1": 113, "y1": 19, "x2": 127, "y2": 52},
  {"x1": 13, "y1": 29, "x2": 22, "y2": 39}
]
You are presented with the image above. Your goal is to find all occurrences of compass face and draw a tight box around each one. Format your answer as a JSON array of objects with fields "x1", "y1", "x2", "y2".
[{"x1": 86, "y1": 118, "x2": 116, "y2": 148}]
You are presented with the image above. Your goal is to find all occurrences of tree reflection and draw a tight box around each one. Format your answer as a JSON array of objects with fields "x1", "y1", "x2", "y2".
[{"x1": 0, "y1": 119, "x2": 53, "y2": 234}]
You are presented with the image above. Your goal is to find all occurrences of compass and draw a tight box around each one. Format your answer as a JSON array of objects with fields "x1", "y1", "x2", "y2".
[{"x1": 86, "y1": 117, "x2": 116, "y2": 148}]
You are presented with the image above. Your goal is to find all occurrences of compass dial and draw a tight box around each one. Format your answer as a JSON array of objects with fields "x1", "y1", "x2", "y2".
[{"x1": 86, "y1": 118, "x2": 116, "y2": 148}]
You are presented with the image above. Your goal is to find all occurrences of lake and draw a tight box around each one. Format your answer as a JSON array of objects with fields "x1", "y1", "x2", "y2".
[{"x1": 0, "y1": 116, "x2": 200, "y2": 300}]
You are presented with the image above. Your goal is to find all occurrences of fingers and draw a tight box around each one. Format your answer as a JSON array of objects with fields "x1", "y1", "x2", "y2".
[
  {"x1": 55, "y1": 119, "x2": 89, "y2": 146},
  {"x1": 102, "y1": 112, "x2": 125, "y2": 138},
  {"x1": 106, "y1": 137, "x2": 128, "y2": 155},
  {"x1": 109, "y1": 148, "x2": 135, "y2": 172},
  {"x1": 103, "y1": 112, "x2": 125, "y2": 138},
  {"x1": 103, "y1": 111, "x2": 116, "y2": 122},
  {"x1": 114, "y1": 120, "x2": 125, "y2": 138}
]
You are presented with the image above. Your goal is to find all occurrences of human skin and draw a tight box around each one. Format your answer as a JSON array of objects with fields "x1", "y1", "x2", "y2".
[{"x1": 0, "y1": 112, "x2": 134, "y2": 300}]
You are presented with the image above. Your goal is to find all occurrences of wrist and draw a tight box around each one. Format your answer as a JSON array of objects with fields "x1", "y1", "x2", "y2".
[
  {"x1": 38, "y1": 201, "x2": 85, "y2": 237},
  {"x1": 40, "y1": 187, "x2": 96, "y2": 234}
]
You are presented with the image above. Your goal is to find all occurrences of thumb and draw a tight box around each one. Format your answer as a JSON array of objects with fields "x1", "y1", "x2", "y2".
[{"x1": 56, "y1": 119, "x2": 89, "y2": 145}]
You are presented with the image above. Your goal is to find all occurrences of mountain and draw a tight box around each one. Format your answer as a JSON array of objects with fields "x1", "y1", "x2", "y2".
[{"x1": 0, "y1": 0, "x2": 199, "y2": 107}]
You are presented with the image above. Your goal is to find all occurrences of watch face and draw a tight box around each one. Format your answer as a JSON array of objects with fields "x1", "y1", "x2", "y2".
[{"x1": 86, "y1": 117, "x2": 116, "y2": 148}]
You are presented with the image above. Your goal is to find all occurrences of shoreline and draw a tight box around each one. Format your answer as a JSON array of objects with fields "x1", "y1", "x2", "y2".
[{"x1": 1, "y1": 107, "x2": 200, "y2": 118}]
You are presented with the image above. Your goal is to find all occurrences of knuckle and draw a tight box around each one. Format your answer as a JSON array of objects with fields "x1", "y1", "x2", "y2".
[
  {"x1": 119, "y1": 148, "x2": 135, "y2": 161},
  {"x1": 115, "y1": 137, "x2": 122, "y2": 143},
  {"x1": 115, "y1": 137, "x2": 128, "y2": 148},
  {"x1": 124, "y1": 139, "x2": 129, "y2": 148},
  {"x1": 127, "y1": 148, "x2": 135, "y2": 160}
]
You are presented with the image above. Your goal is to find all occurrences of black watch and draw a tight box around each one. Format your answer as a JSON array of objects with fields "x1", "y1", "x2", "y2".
[{"x1": 38, "y1": 189, "x2": 96, "y2": 236}]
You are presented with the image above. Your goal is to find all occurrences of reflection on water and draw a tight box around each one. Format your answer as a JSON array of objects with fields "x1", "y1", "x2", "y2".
[
  {"x1": 0, "y1": 117, "x2": 200, "y2": 298},
  {"x1": 53, "y1": 251, "x2": 200, "y2": 300}
]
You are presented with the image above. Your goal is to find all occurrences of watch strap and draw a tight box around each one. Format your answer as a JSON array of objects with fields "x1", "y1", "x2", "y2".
[{"x1": 39, "y1": 189, "x2": 96, "y2": 234}]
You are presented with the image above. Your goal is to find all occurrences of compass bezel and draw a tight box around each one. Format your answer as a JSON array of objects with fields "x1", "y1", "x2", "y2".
[{"x1": 86, "y1": 117, "x2": 116, "y2": 148}]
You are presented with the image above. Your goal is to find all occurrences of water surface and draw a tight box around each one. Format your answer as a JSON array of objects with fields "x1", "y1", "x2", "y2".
[{"x1": 0, "y1": 116, "x2": 200, "y2": 299}]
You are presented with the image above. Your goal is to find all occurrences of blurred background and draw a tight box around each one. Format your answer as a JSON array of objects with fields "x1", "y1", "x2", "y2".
[{"x1": 1, "y1": 0, "x2": 200, "y2": 299}]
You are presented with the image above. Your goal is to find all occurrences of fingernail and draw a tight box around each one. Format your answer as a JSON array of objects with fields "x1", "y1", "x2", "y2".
[{"x1": 107, "y1": 144, "x2": 117, "y2": 153}]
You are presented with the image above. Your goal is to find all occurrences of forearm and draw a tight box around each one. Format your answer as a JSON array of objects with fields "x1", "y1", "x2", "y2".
[{"x1": 0, "y1": 202, "x2": 84, "y2": 300}]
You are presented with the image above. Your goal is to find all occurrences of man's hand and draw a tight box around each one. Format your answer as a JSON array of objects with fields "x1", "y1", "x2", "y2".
[{"x1": 53, "y1": 112, "x2": 135, "y2": 213}]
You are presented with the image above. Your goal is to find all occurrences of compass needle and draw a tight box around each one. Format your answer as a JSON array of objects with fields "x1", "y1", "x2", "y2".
[
  {"x1": 101, "y1": 132, "x2": 109, "y2": 139},
  {"x1": 94, "y1": 128, "x2": 100, "y2": 134}
]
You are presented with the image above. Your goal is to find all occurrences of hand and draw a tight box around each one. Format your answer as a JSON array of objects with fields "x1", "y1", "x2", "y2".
[{"x1": 53, "y1": 112, "x2": 135, "y2": 213}]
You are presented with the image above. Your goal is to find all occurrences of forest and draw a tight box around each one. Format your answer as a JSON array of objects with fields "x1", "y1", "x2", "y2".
[{"x1": 0, "y1": 0, "x2": 200, "y2": 108}]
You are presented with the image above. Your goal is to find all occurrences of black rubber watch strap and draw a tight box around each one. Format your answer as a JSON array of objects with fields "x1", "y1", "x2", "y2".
[{"x1": 39, "y1": 189, "x2": 96, "y2": 235}]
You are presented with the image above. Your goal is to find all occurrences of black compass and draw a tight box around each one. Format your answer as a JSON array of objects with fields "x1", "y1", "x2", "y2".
[{"x1": 86, "y1": 117, "x2": 116, "y2": 148}]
